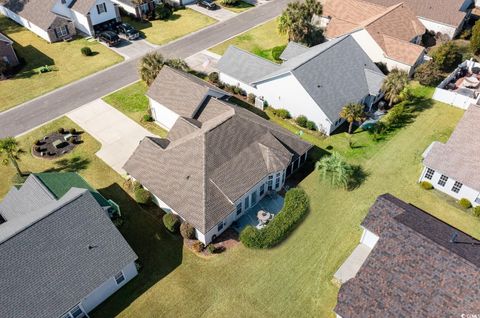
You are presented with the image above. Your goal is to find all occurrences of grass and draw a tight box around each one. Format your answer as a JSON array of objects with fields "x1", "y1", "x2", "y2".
[
  {"x1": 209, "y1": 18, "x2": 287, "y2": 61},
  {"x1": 0, "y1": 16, "x2": 123, "y2": 112},
  {"x1": 218, "y1": 0, "x2": 254, "y2": 13},
  {"x1": 102, "y1": 81, "x2": 167, "y2": 137},
  {"x1": 123, "y1": 9, "x2": 216, "y2": 45}
]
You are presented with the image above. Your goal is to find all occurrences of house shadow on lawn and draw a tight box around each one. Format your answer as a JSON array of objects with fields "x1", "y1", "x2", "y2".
[
  {"x1": 13, "y1": 44, "x2": 55, "y2": 78},
  {"x1": 90, "y1": 183, "x2": 183, "y2": 317}
]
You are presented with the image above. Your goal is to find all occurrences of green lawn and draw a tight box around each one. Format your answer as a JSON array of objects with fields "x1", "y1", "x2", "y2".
[
  {"x1": 103, "y1": 81, "x2": 167, "y2": 137},
  {"x1": 209, "y1": 18, "x2": 288, "y2": 61},
  {"x1": 0, "y1": 17, "x2": 123, "y2": 112},
  {"x1": 218, "y1": 0, "x2": 254, "y2": 13},
  {"x1": 123, "y1": 9, "x2": 216, "y2": 45}
]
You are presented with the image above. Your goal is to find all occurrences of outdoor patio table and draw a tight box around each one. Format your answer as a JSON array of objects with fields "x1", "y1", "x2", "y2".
[{"x1": 257, "y1": 211, "x2": 271, "y2": 223}]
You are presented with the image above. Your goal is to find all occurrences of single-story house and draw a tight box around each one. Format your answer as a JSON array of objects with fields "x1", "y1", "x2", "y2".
[
  {"x1": 111, "y1": 0, "x2": 158, "y2": 18},
  {"x1": 321, "y1": 0, "x2": 426, "y2": 75},
  {"x1": 0, "y1": 0, "x2": 121, "y2": 43},
  {"x1": 0, "y1": 32, "x2": 19, "y2": 67},
  {"x1": 334, "y1": 193, "x2": 480, "y2": 317},
  {"x1": 419, "y1": 104, "x2": 480, "y2": 206},
  {"x1": 124, "y1": 66, "x2": 312, "y2": 244},
  {"x1": 0, "y1": 173, "x2": 137, "y2": 318},
  {"x1": 363, "y1": 0, "x2": 473, "y2": 39},
  {"x1": 217, "y1": 35, "x2": 385, "y2": 135}
]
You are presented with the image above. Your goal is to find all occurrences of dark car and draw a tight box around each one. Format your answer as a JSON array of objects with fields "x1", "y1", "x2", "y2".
[
  {"x1": 98, "y1": 31, "x2": 121, "y2": 47},
  {"x1": 117, "y1": 23, "x2": 140, "y2": 40},
  {"x1": 197, "y1": 0, "x2": 218, "y2": 10}
]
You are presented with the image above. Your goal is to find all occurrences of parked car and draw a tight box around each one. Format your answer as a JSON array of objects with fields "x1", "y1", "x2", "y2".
[
  {"x1": 197, "y1": 0, "x2": 218, "y2": 10},
  {"x1": 117, "y1": 23, "x2": 140, "y2": 40},
  {"x1": 98, "y1": 31, "x2": 121, "y2": 47}
]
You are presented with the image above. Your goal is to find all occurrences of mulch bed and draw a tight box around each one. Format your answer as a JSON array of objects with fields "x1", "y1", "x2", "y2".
[
  {"x1": 184, "y1": 228, "x2": 240, "y2": 257},
  {"x1": 32, "y1": 130, "x2": 82, "y2": 159}
]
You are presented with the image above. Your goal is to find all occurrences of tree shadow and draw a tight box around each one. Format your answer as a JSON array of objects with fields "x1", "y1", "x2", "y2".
[
  {"x1": 90, "y1": 183, "x2": 183, "y2": 317},
  {"x1": 285, "y1": 146, "x2": 328, "y2": 188},
  {"x1": 44, "y1": 156, "x2": 90, "y2": 173},
  {"x1": 11, "y1": 44, "x2": 55, "y2": 78},
  {"x1": 347, "y1": 165, "x2": 369, "y2": 191}
]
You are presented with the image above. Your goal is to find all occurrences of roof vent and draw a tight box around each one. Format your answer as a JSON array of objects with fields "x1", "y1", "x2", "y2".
[
  {"x1": 186, "y1": 175, "x2": 190, "y2": 180},
  {"x1": 88, "y1": 245, "x2": 98, "y2": 250},
  {"x1": 450, "y1": 232, "x2": 458, "y2": 243}
]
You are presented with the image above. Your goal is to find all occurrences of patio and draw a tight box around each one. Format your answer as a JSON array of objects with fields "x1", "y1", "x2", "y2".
[{"x1": 232, "y1": 193, "x2": 284, "y2": 232}]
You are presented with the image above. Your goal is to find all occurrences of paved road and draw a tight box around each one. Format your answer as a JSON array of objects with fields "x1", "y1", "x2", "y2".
[{"x1": 0, "y1": 0, "x2": 290, "y2": 138}]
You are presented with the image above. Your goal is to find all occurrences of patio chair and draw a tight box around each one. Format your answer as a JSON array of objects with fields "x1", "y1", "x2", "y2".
[
  {"x1": 269, "y1": 213, "x2": 274, "y2": 221},
  {"x1": 256, "y1": 221, "x2": 265, "y2": 230}
]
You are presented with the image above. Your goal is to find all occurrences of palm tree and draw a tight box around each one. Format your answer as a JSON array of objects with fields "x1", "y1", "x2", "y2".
[
  {"x1": 138, "y1": 52, "x2": 165, "y2": 86},
  {"x1": 278, "y1": 0, "x2": 323, "y2": 45},
  {"x1": 381, "y1": 69, "x2": 408, "y2": 107},
  {"x1": 315, "y1": 152, "x2": 353, "y2": 189},
  {"x1": 339, "y1": 103, "x2": 364, "y2": 134},
  {"x1": 0, "y1": 137, "x2": 24, "y2": 177}
]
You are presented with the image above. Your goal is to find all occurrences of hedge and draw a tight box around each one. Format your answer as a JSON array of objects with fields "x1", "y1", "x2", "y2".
[
  {"x1": 239, "y1": 188, "x2": 309, "y2": 248},
  {"x1": 163, "y1": 213, "x2": 180, "y2": 233}
]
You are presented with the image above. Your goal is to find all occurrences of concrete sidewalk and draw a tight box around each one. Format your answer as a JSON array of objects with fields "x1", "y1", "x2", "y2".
[
  {"x1": 67, "y1": 99, "x2": 154, "y2": 175},
  {"x1": 333, "y1": 243, "x2": 372, "y2": 284}
]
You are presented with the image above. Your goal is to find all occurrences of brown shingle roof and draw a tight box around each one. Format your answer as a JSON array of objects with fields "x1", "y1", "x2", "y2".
[
  {"x1": 423, "y1": 104, "x2": 480, "y2": 191},
  {"x1": 335, "y1": 194, "x2": 480, "y2": 317},
  {"x1": 69, "y1": 0, "x2": 97, "y2": 15},
  {"x1": 0, "y1": 0, "x2": 70, "y2": 30}
]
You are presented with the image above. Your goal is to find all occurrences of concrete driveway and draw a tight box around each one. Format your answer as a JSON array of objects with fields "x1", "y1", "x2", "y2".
[
  {"x1": 67, "y1": 99, "x2": 154, "y2": 175},
  {"x1": 185, "y1": 50, "x2": 221, "y2": 74},
  {"x1": 104, "y1": 38, "x2": 158, "y2": 60},
  {"x1": 187, "y1": 4, "x2": 237, "y2": 21}
]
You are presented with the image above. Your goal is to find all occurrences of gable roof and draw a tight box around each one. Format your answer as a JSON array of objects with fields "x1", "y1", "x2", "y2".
[
  {"x1": 0, "y1": 32, "x2": 13, "y2": 44},
  {"x1": 423, "y1": 104, "x2": 480, "y2": 191},
  {"x1": 125, "y1": 68, "x2": 311, "y2": 233},
  {"x1": 0, "y1": 188, "x2": 137, "y2": 318},
  {"x1": 69, "y1": 0, "x2": 97, "y2": 15},
  {"x1": 335, "y1": 194, "x2": 480, "y2": 317},
  {"x1": 218, "y1": 36, "x2": 385, "y2": 122},
  {"x1": 279, "y1": 41, "x2": 309, "y2": 61},
  {"x1": 364, "y1": 0, "x2": 469, "y2": 28}
]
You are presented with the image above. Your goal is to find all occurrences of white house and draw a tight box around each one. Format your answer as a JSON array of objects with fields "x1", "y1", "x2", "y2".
[
  {"x1": 0, "y1": 0, "x2": 121, "y2": 42},
  {"x1": 419, "y1": 104, "x2": 480, "y2": 206},
  {"x1": 124, "y1": 66, "x2": 312, "y2": 244},
  {"x1": 111, "y1": 0, "x2": 160, "y2": 18},
  {"x1": 217, "y1": 36, "x2": 385, "y2": 135},
  {"x1": 321, "y1": 0, "x2": 426, "y2": 75},
  {"x1": 0, "y1": 174, "x2": 138, "y2": 318}
]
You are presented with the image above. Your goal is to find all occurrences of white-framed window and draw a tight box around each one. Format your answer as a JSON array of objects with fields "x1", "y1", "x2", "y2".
[
  {"x1": 438, "y1": 175, "x2": 448, "y2": 187},
  {"x1": 217, "y1": 222, "x2": 224, "y2": 231},
  {"x1": 452, "y1": 181, "x2": 463, "y2": 193},
  {"x1": 251, "y1": 191, "x2": 257, "y2": 205},
  {"x1": 259, "y1": 184, "x2": 265, "y2": 196},
  {"x1": 55, "y1": 25, "x2": 69, "y2": 37},
  {"x1": 97, "y1": 3, "x2": 107, "y2": 14},
  {"x1": 61, "y1": 305, "x2": 85, "y2": 318},
  {"x1": 268, "y1": 175, "x2": 273, "y2": 191},
  {"x1": 114, "y1": 271, "x2": 125, "y2": 285},
  {"x1": 424, "y1": 168, "x2": 434, "y2": 180},
  {"x1": 275, "y1": 173, "x2": 281, "y2": 189},
  {"x1": 236, "y1": 202, "x2": 242, "y2": 215}
]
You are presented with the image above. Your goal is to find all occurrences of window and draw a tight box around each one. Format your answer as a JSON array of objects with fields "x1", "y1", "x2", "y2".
[
  {"x1": 281, "y1": 172, "x2": 285, "y2": 184},
  {"x1": 244, "y1": 196, "x2": 250, "y2": 209},
  {"x1": 424, "y1": 168, "x2": 434, "y2": 180},
  {"x1": 438, "y1": 175, "x2": 448, "y2": 187},
  {"x1": 97, "y1": 3, "x2": 107, "y2": 14},
  {"x1": 114, "y1": 271, "x2": 125, "y2": 285},
  {"x1": 55, "y1": 25, "x2": 69, "y2": 38},
  {"x1": 259, "y1": 184, "x2": 265, "y2": 196},
  {"x1": 62, "y1": 305, "x2": 85, "y2": 318},
  {"x1": 251, "y1": 191, "x2": 257, "y2": 205},
  {"x1": 268, "y1": 175, "x2": 273, "y2": 191},
  {"x1": 61, "y1": 0, "x2": 66, "y2": 4},
  {"x1": 275, "y1": 175, "x2": 280, "y2": 189},
  {"x1": 236, "y1": 202, "x2": 242, "y2": 215},
  {"x1": 452, "y1": 181, "x2": 463, "y2": 193},
  {"x1": 217, "y1": 222, "x2": 224, "y2": 231}
]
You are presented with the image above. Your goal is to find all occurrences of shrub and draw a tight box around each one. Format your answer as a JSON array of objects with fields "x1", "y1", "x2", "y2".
[
  {"x1": 380, "y1": 103, "x2": 405, "y2": 128},
  {"x1": 207, "y1": 244, "x2": 216, "y2": 254},
  {"x1": 58, "y1": 127, "x2": 65, "y2": 134},
  {"x1": 180, "y1": 222, "x2": 196, "y2": 239},
  {"x1": 431, "y1": 42, "x2": 463, "y2": 72},
  {"x1": 458, "y1": 198, "x2": 472, "y2": 209},
  {"x1": 208, "y1": 72, "x2": 219, "y2": 84},
  {"x1": 143, "y1": 114, "x2": 153, "y2": 122},
  {"x1": 155, "y1": 3, "x2": 173, "y2": 20},
  {"x1": 306, "y1": 120, "x2": 317, "y2": 131},
  {"x1": 221, "y1": 0, "x2": 239, "y2": 5},
  {"x1": 134, "y1": 186, "x2": 151, "y2": 205},
  {"x1": 165, "y1": 58, "x2": 190, "y2": 72},
  {"x1": 276, "y1": 109, "x2": 291, "y2": 119},
  {"x1": 295, "y1": 115, "x2": 308, "y2": 128},
  {"x1": 240, "y1": 188, "x2": 309, "y2": 248},
  {"x1": 420, "y1": 181, "x2": 433, "y2": 190},
  {"x1": 80, "y1": 47, "x2": 92, "y2": 56},
  {"x1": 247, "y1": 93, "x2": 256, "y2": 104},
  {"x1": 473, "y1": 206, "x2": 480, "y2": 217},
  {"x1": 69, "y1": 128, "x2": 76, "y2": 134},
  {"x1": 271, "y1": 45, "x2": 286, "y2": 61},
  {"x1": 471, "y1": 20, "x2": 480, "y2": 54},
  {"x1": 163, "y1": 213, "x2": 180, "y2": 233},
  {"x1": 413, "y1": 61, "x2": 444, "y2": 86},
  {"x1": 192, "y1": 240, "x2": 204, "y2": 252}
]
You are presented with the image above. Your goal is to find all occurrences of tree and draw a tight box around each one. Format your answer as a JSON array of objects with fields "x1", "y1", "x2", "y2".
[
  {"x1": 278, "y1": 0, "x2": 323, "y2": 46},
  {"x1": 339, "y1": 103, "x2": 364, "y2": 134},
  {"x1": 0, "y1": 137, "x2": 23, "y2": 177},
  {"x1": 431, "y1": 41, "x2": 462, "y2": 72},
  {"x1": 315, "y1": 152, "x2": 353, "y2": 189},
  {"x1": 381, "y1": 69, "x2": 408, "y2": 107},
  {"x1": 472, "y1": 21, "x2": 480, "y2": 54},
  {"x1": 413, "y1": 61, "x2": 444, "y2": 86},
  {"x1": 154, "y1": 3, "x2": 173, "y2": 20},
  {"x1": 138, "y1": 52, "x2": 165, "y2": 86},
  {"x1": 165, "y1": 58, "x2": 190, "y2": 72}
]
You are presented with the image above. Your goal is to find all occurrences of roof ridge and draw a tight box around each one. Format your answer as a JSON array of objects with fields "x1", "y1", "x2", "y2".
[
  {"x1": 381, "y1": 33, "x2": 422, "y2": 46},
  {"x1": 226, "y1": 45, "x2": 282, "y2": 67},
  {"x1": 30, "y1": 174, "x2": 57, "y2": 200},
  {"x1": 361, "y1": 2, "x2": 404, "y2": 27}
]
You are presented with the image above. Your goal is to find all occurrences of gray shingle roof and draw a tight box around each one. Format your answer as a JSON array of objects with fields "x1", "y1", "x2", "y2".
[
  {"x1": 423, "y1": 104, "x2": 480, "y2": 191},
  {"x1": 279, "y1": 41, "x2": 309, "y2": 61},
  {"x1": 335, "y1": 194, "x2": 480, "y2": 317},
  {"x1": 69, "y1": 0, "x2": 97, "y2": 15},
  {"x1": 0, "y1": 188, "x2": 137, "y2": 318}
]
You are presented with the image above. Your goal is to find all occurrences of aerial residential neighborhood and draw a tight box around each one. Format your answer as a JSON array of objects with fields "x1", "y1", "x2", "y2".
[{"x1": 1, "y1": 0, "x2": 480, "y2": 317}]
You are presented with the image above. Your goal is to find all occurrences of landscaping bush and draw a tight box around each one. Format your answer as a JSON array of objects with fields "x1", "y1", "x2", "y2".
[
  {"x1": 380, "y1": 103, "x2": 405, "y2": 128},
  {"x1": 458, "y1": 198, "x2": 472, "y2": 209},
  {"x1": 270, "y1": 108, "x2": 291, "y2": 119},
  {"x1": 58, "y1": 128, "x2": 65, "y2": 134},
  {"x1": 306, "y1": 120, "x2": 317, "y2": 131},
  {"x1": 247, "y1": 93, "x2": 256, "y2": 104},
  {"x1": 80, "y1": 47, "x2": 92, "y2": 56},
  {"x1": 413, "y1": 61, "x2": 444, "y2": 87},
  {"x1": 240, "y1": 188, "x2": 309, "y2": 248},
  {"x1": 208, "y1": 72, "x2": 219, "y2": 84},
  {"x1": 165, "y1": 58, "x2": 190, "y2": 72},
  {"x1": 155, "y1": 3, "x2": 173, "y2": 20},
  {"x1": 207, "y1": 244, "x2": 216, "y2": 254},
  {"x1": 143, "y1": 114, "x2": 153, "y2": 122},
  {"x1": 192, "y1": 240, "x2": 205, "y2": 252},
  {"x1": 221, "y1": 0, "x2": 239, "y2": 5},
  {"x1": 271, "y1": 45, "x2": 286, "y2": 61},
  {"x1": 295, "y1": 115, "x2": 308, "y2": 128},
  {"x1": 471, "y1": 20, "x2": 480, "y2": 54},
  {"x1": 163, "y1": 213, "x2": 180, "y2": 233},
  {"x1": 431, "y1": 41, "x2": 463, "y2": 72},
  {"x1": 134, "y1": 186, "x2": 151, "y2": 205},
  {"x1": 474, "y1": 206, "x2": 480, "y2": 217},
  {"x1": 180, "y1": 222, "x2": 196, "y2": 239},
  {"x1": 69, "y1": 128, "x2": 76, "y2": 134},
  {"x1": 420, "y1": 181, "x2": 433, "y2": 190}
]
